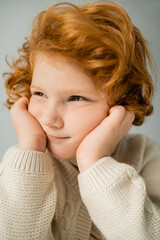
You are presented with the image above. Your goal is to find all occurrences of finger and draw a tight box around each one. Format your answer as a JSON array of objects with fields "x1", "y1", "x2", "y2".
[
  {"x1": 107, "y1": 107, "x2": 135, "y2": 137},
  {"x1": 11, "y1": 97, "x2": 29, "y2": 114},
  {"x1": 123, "y1": 110, "x2": 135, "y2": 125},
  {"x1": 96, "y1": 106, "x2": 126, "y2": 137},
  {"x1": 109, "y1": 106, "x2": 135, "y2": 125},
  {"x1": 15, "y1": 97, "x2": 29, "y2": 109},
  {"x1": 109, "y1": 105, "x2": 126, "y2": 115},
  {"x1": 107, "y1": 105, "x2": 126, "y2": 125},
  {"x1": 120, "y1": 110, "x2": 135, "y2": 134}
]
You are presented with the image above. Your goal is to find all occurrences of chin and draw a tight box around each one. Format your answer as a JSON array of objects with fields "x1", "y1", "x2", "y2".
[
  {"x1": 47, "y1": 146, "x2": 76, "y2": 161},
  {"x1": 46, "y1": 138, "x2": 80, "y2": 160}
]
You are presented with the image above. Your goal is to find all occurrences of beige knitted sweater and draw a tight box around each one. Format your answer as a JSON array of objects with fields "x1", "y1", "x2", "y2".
[{"x1": 0, "y1": 134, "x2": 160, "y2": 240}]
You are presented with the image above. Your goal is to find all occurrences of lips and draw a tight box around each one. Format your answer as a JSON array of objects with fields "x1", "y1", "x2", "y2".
[{"x1": 46, "y1": 133, "x2": 70, "y2": 141}]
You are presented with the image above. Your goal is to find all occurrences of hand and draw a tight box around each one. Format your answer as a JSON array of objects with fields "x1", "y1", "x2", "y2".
[
  {"x1": 10, "y1": 97, "x2": 47, "y2": 152},
  {"x1": 76, "y1": 106, "x2": 135, "y2": 172}
]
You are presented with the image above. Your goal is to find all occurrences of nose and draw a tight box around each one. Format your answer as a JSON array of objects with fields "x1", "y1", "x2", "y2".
[{"x1": 41, "y1": 105, "x2": 64, "y2": 129}]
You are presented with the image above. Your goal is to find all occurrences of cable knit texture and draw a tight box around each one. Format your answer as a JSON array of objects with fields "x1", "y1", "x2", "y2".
[{"x1": 0, "y1": 134, "x2": 160, "y2": 240}]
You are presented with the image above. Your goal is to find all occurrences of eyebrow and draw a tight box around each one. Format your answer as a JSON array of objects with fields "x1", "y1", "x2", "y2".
[
  {"x1": 30, "y1": 85, "x2": 96, "y2": 94},
  {"x1": 30, "y1": 85, "x2": 44, "y2": 92}
]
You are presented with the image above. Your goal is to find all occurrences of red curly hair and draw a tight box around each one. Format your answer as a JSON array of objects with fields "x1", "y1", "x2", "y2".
[{"x1": 3, "y1": 1, "x2": 156, "y2": 125}]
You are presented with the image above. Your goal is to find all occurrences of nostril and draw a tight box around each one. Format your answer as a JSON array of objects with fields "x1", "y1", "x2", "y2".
[
  {"x1": 42, "y1": 117, "x2": 64, "y2": 129},
  {"x1": 56, "y1": 119, "x2": 64, "y2": 128}
]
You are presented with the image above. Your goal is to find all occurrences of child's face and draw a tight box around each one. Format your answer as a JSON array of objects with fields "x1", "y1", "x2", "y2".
[{"x1": 29, "y1": 53, "x2": 109, "y2": 161}]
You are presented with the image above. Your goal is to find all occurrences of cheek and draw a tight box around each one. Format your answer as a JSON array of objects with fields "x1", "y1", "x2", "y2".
[
  {"x1": 28, "y1": 98, "x2": 41, "y2": 119},
  {"x1": 68, "y1": 105, "x2": 109, "y2": 137}
]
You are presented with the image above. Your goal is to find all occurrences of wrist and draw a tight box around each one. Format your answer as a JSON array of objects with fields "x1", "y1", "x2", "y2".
[
  {"x1": 77, "y1": 147, "x2": 114, "y2": 172},
  {"x1": 18, "y1": 136, "x2": 46, "y2": 152},
  {"x1": 77, "y1": 157, "x2": 99, "y2": 172}
]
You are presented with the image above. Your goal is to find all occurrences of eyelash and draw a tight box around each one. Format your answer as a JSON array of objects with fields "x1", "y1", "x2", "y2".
[
  {"x1": 32, "y1": 92, "x2": 88, "y2": 102},
  {"x1": 68, "y1": 95, "x2": 87, "y2": 101},
  {"x1": 32, "y1": 91, "x2": 45, "y2": 97}
]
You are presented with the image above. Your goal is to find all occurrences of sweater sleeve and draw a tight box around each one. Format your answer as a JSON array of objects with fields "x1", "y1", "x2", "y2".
[
  {"x1": 0, "y1": 146, "x2": 57, "y2": 240},
  {"x1": 78, "y1": 136, "x2": 160, "y2": 240}
]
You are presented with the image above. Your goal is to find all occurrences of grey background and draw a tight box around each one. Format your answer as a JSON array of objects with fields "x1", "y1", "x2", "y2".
[{"x1": 0, "y1": 0, "x2": 160, "y2": 161}]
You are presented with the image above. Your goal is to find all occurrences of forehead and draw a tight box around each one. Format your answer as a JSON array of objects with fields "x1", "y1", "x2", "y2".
[{"x1": 31, "y1": 52, "x2": 99, "y2": 92}]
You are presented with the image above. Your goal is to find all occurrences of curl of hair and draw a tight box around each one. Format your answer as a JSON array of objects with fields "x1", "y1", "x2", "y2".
[{"x1": 3, "y1": 1, "x2": 156, "y2": 125}]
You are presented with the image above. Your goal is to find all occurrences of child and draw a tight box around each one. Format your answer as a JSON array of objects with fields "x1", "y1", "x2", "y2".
[{"x1": 1, "y1": 1, "x2": 160, "y2": 239}]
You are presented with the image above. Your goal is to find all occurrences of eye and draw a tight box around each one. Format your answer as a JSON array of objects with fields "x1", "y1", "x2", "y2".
[
  {"x1": 68, "y1": 95, "x2": 86, "y2": 101},
  {"x1": 32, "y1": 91, "x2": 46, "y2": 97}
]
